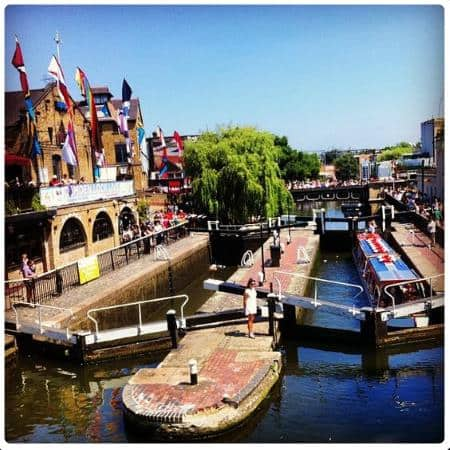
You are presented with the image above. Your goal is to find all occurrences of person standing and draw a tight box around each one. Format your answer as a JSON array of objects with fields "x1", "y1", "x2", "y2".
[
  {"x1": 243, "y1": 278, "x2": 258, "y2": 338},
  {"x1": 427, "y1": 218, "x2": 436, "y2": 247}
]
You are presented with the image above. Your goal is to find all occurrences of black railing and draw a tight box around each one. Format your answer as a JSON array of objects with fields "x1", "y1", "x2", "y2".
[
  {"x1": 4, "y1": 221, "x2": 190, "y2": 308},
  {"x1": 5, "y1": 185, "x2": 40, "y2": 215}
]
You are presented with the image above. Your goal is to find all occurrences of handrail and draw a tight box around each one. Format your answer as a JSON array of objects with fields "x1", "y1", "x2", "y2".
[
  {"x1": 12, "y1": 301, "x2": 74, "y2": 339},
  {"x1": 272, "y1": 270, "x2": 364, "y2": 306},
  {"x1": 4, "y1": 221, "x2": 189, "y2": 284},
  {"x1": 86, "y1": 294, "x2": 189, "y2": 336},
  {"x1": 383, "y1": 273, "x2": 444, "y2": 313}
]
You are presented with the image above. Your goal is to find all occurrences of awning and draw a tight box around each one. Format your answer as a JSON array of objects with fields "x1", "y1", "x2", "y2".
[{"x1": 5, "y1": 153, "x2": 31, "y2": 166}]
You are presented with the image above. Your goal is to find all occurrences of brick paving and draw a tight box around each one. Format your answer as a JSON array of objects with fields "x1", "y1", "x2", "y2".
[
  {"x1": 199, "y1": 228, "x2": 320, "y2": 313},
  {"x1": 390, "y1": 222, "x2": 444, "y2": 292},
  {"x1": 123, "y1": 228, "x2": 320, "y2": 436}
]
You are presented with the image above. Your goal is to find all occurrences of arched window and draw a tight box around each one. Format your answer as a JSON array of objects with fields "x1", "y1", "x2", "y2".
[
  {"x1": 93, "y1": 212, "x2": 114, "y2": 242},
  {"x1": 59, "y1": 218, "x2": 86, "y2": 252},
  {"x1": 119, "y1": 207, "x2": 135, "y2": 234}
]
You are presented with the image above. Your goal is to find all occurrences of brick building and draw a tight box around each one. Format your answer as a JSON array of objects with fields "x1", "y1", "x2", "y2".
[{"x1": 5, "y1": 82, "x2": 145, "y2": 278}]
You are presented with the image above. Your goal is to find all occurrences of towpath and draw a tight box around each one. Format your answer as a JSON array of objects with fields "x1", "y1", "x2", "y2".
[{"x1": 390, "y1": 222, "x2": 444, "y2": 292}]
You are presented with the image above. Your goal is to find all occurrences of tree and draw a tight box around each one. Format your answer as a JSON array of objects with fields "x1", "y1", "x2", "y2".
[
  {"x1": 377, "y1": 143, "x2": 414, "y2": 162},
  {"x1": 183, "y1": 127, "x2": 294, "y2": 224},
  {"x1": 275, "y1": 135, "x2": 321, "y2": 181},
  {"x1": 334, "y1": 153, "x2": 359, "y2": 180}
]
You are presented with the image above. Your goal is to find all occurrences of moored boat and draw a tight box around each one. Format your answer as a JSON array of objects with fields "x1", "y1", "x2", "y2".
[{"x1": 353, "y1": 233, "x2": 427, "y2": 317}]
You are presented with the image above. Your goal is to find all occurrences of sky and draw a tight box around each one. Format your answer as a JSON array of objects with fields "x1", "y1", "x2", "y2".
[{"x1": 4, "y1": 4, "x2": 444, "y2": 152}]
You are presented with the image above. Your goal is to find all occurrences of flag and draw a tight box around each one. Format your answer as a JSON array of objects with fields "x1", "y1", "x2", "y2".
[
  {"x1": 159, "y1": 158, "x2": 169, "y2": 179},
  {"x1": 62, "y1": 120, "x2": 78, "y2": 166},
  {"x1": 119, "y1": 79, "x2": 133, "y2": 157},
  {"x1": 101, "y1": 103, "x2": 110, "y2": 117},
  {"x1": 136, "y1": 115, "x2": 145, "y2": 146},
  {"x1": 11, "y1": 37, "x2": 41, "y2": 157},
  {"x1": 48, "y1": 55, "x2": 72, "y2": 111},
  {"x1": 173, "y1": 131, "x2": 184, "y2": 152},
  {"x1": 75, "y1": 67, "x2": 103, "y2": 153}
]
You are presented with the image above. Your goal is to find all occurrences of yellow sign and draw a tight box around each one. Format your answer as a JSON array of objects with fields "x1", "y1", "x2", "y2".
[{"x1": 78, "y1": 255, "x2": 100, "y2": 285}]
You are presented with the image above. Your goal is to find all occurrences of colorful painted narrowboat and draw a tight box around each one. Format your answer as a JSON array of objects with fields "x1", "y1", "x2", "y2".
[{"x1": 353, "y1": 232, "x2": 426, "y2": 309}]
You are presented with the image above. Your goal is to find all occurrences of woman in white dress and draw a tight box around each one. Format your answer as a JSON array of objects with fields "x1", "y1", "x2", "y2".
[{"x1": 243, "y1": 278, "x2": 257, "y2": 338}]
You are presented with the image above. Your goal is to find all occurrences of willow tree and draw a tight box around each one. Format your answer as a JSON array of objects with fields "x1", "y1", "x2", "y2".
[{"x1": 184, "y1": 127, "x2": 293, "y2": 224}]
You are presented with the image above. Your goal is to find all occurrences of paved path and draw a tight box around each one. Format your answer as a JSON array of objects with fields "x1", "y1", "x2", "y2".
[
  {"x1": 123, "y1": 228, "x2": 319, "y2": 437},
  {"x1": 199, "y1": 228, "x2": 320, "y2": 314},
  {"x1": 5, "y1": 233, "x2": 210, "y2": 330},
  {"x1": 390, "y1": 222, "x2": 444, "y2": 292}
]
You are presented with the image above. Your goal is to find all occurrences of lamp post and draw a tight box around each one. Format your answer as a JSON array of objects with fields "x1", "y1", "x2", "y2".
[
  {"x1": 287, "y1": 202, "x2": 292, "y2": 244},
  {"x1": 259, "y1": 221, "x2": 266, "y2": 285}
]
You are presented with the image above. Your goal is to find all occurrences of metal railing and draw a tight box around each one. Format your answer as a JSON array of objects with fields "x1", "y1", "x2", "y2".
[
  {"x1": 273, "y1": 270, "x2": 364, "y2": 316},
  {"x1": 4, "y1": 221, "x2": 190, "y2": 308},
  {"x1": 86, "y1": 294, "x2": 189, "y2": 337},
  {"x1": 12, "y1": 301, "x2": 75, "y2": 339},
  {"x1": 383, "y1": 273, "x2": 445, "y2": 313}
]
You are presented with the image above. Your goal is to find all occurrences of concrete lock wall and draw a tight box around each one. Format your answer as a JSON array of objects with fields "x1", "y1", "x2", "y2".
[{"x1": 69, "y1": 240, "x2": 210, "y2": 331}]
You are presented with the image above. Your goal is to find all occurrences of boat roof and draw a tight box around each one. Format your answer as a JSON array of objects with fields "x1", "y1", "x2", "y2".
[
  {"x1": 357, "y1": 232, "x2": 396, "y2": 258},
  {"x1": 368, "y1": 256, "x2": 418, "y2": 282}
]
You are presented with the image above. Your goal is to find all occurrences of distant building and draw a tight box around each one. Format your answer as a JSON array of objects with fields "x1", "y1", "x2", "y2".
[
  {"x1": 417, "y1": 117, "x2": 444, "y2": 201},
  {"x1": 147, "y1": 133, "x2": 198, "y2": 195},
  {"x1": 318, "y1": 164, "x2": 336, "y2": 180}
]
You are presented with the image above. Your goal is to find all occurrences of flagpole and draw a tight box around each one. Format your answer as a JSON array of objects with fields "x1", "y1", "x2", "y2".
[{"x1": 54, "y1": 31, "x2": 61, "y2": 62}]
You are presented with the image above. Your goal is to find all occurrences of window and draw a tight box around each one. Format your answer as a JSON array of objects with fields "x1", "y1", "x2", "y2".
[
  {"x1": 52, "y1": 155, "x2": 62, "y2": 179},
  {"x1": 59, "y1": 218, "x2": 86, "y2": 252},
  {"x1": 67, "y1": 164, "x2": 76, "y2": 179},
  {"x1": 94, "y1": 94, "x2": 109, "y2": 105},
  {"x1": 93, "y1": 212, "x2": 113, "y2": 242},
  {"x1": 115, "y1": 144, "x2": 128, "y2": 164}
]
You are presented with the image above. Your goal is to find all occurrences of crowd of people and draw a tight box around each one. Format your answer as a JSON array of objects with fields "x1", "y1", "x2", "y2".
[
  {"x1": 383, "y1": 186, "x2": 444, "y2": 227},
  {"x1": 286, "y1": 178, "x2": 366, "y2": 190},
  {"x1": 120, "y1": 205, "x2": 188, "y2": 246}
]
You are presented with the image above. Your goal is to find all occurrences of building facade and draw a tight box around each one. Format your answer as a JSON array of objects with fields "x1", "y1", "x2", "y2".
[{"x1": 5, "y1": 83, "x2": 145, "y2": 279}]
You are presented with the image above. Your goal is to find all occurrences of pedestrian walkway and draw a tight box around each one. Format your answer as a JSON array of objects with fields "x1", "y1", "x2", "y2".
[
  {"x1": 123, "y1": 228, "x2": 320, "y2": 437},
  {"x1": 199, "y1": 228, "x2": 320, "y2": 314},
  {"x1": 5, "y1": 233, "x2": 210, "y2": 330},
  {"x1": 390, "y1": 222, "x2": 444, "y2": 292}
]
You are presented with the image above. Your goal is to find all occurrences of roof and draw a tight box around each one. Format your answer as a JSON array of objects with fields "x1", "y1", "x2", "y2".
[
  {"x1": 91, "y1": 86, "x2": 113, "y2": 96},
  {"x1": 357, "y1": 233, "x2": 396, "y2": 258},
  {"x1": 5, "y1": 87, "x2": 48, "y2": 127},
  {"x1": 368, "y1": 257, "x2": 418, "y2": 282}
]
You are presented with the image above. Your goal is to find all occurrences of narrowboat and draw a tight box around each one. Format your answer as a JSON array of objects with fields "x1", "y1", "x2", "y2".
[{"x1": 353, "y1": 233, "x2": 427, "y2": 319}]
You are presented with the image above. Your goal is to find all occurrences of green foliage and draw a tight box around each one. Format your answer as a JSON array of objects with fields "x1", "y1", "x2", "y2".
[
  {"x1": 136, "y1": 198, "x2": 149, "y2": 222},
  {"x1": 31, "y1": 193, "x2": 45, "y2": 211},
  {"x1": 334, "y1": 153, "x2": 359, "y2": 180},
  {"x1": 275, "y1": 135, "x2": 321, "y2": 181},
  {"x1": 377, "y1": 143, "x2": 414, "y2": 162},
  {"x1": 324, "y1": 149, "x2": 342, "y2": 165},
  {"x1": 184, "y1": 127, "x2": 294, "y2": 224}
]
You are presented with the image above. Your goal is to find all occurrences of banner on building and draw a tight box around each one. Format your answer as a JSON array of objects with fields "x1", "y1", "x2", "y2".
[
  {"x1": 78, "y1": 255, "x2": 100, "y2": 285},
  {"x1": 40, "y1": 180, "x2": 134, "y2": 207}
]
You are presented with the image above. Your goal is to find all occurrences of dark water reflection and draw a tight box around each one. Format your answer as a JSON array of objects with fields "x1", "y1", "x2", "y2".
[{"x1": 4, "y1": 226, "x2": 443, "y2": 443}]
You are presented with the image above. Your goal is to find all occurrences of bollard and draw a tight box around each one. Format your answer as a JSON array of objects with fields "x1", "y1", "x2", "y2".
[
  {"x1": 258, "y1": 271, "x2": 264, "y2": 287},
  {"x1": 166, "y1": 309, "x2": 178, "y2": 349},
  {"x1": 267, "y1": 294, "x2": 277, "y2": 339},
  {"x1": 188, "y1": 359, "x2": 198, "y2": 385}
]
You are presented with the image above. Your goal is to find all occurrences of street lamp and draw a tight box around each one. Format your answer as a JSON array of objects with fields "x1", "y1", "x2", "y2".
[
  {"x1": 287, "y1": 201, "x2": 292, "y2": 245},
  {"x1": 259, "y1": 221, "x2": 266, "y2": 285}
]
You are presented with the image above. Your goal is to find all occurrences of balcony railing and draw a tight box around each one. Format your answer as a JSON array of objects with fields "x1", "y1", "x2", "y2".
[{"x1": 5, "y1": 185, "x2": 39, "y2": 215}]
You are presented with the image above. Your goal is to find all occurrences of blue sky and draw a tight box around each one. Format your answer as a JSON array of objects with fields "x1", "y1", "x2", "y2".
[{"x1": 4, "y1": 5, "x2": 444, "y2": 151}]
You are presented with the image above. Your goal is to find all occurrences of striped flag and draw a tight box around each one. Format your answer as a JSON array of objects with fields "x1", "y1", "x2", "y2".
[
  {"x1": 75, "y1": 67, "x2": 103, "y2": 155},
  {"x1": 11, "y1": 37, "x2": 41, "y2": 157}
]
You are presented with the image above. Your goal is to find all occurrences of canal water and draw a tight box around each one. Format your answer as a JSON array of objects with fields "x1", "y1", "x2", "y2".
[{"x1": 5, "y1": 202, "x2": 443, "y2": 443}]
